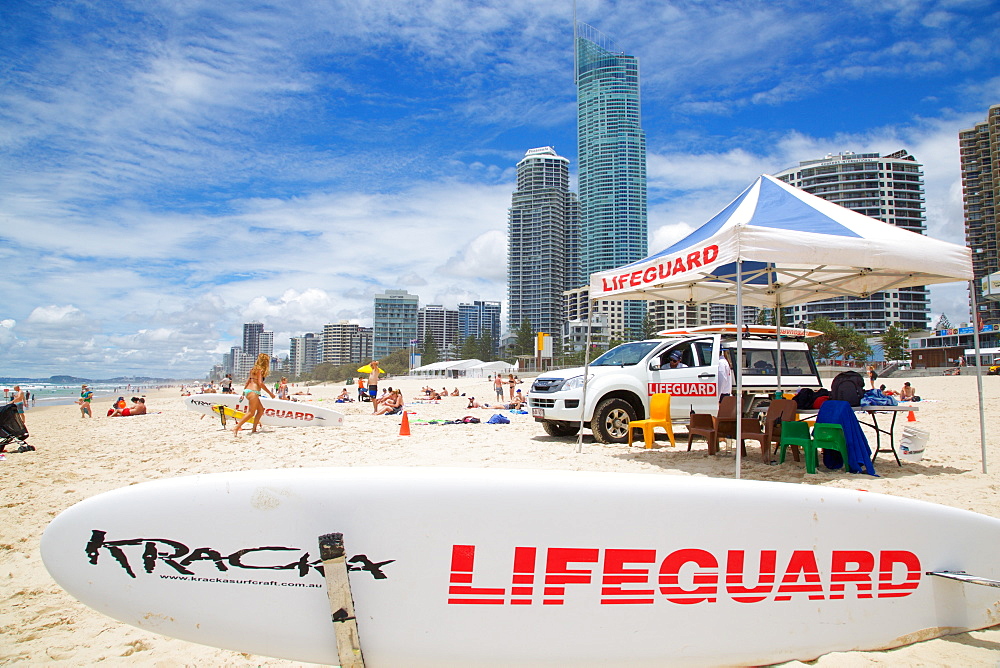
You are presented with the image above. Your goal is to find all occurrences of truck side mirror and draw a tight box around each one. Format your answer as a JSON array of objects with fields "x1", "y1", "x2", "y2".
[{"x1": 649, "y1": 362, "x2": 661, "y2": 371}]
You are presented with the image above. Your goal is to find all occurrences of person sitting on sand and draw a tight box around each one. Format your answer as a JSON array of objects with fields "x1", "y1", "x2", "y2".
[
  {"x1": 335, "y1": 388, "x2": 352, "y2": 402},
  {"x1": 451, "y1": 387, "x2": 460, "y2": 396},
  {"x1": 233, "y1": 354, "x2": 276, "y2": 436},
  {"x1": 467, "y1": 397, "x2": 480, "y2": 409},
  {"x1": 899, "y1": 382, "x2": 917, "y2": 402},
  {"x1": 375, "y1": 389, "x2": 403, "y2": 415}
]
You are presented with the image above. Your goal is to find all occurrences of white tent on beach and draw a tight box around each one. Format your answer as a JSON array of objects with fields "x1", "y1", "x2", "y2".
[
  {"x1": 588, "y1": 174, "x2": 985, "y2": 475},
  {"x1": 408, "y1": 359, "x2": 515, "y2": 379}
]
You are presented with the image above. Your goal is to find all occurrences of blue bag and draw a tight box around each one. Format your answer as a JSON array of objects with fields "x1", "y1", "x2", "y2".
[{"x1": 486, "y1": 414, "x2": 510, "y2": 424}]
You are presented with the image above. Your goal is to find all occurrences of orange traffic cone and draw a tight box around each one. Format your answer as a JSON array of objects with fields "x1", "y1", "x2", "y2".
[
  {"x1": 907, "y1": 410, "x2": 916, "y2": 422},
  {"x1": 399, "y1": 410, "x2": 411, "y2": 436}
]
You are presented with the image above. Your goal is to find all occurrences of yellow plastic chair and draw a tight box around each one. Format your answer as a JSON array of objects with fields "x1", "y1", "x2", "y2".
[{"x1": 627, "y1": 393, "x2": 676, "y2": 449}]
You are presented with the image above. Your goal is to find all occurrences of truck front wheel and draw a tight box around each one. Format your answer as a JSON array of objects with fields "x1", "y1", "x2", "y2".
[
  {"x1": 542, "y1": 420, "x2": 581, "y2": 438},
  {"x1": 592, "y1": 397, "x2": 637, "y2": 444}
]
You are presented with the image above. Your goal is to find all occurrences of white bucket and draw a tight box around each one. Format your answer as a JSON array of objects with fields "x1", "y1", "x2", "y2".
[{"x1": 899, "y1": 427, "x2": 929, "y2": 463}]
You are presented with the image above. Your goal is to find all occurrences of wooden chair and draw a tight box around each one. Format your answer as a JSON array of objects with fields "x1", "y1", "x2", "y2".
[
  {"x1": 686, "y1": 412, "x2": 718, "y2": 454},
  {"x1": 740, "y1": 399, "x2": 798, "y2": 463},
  {"x1": 686, "y1": 396, "x2": 737, "y2": 455},
  {"x1": 627, "y1": 393, "x2": 676, "y2": 449}
]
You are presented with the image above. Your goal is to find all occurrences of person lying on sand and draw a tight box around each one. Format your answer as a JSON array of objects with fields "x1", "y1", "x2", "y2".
[{"x1": 108, "y1": 397, "x2": 147, "y2": 417}]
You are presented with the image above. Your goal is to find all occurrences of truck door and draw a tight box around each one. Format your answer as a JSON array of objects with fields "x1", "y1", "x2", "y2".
[{"x1": 647, "y1": 337, "x2": 719, "y2": 418}]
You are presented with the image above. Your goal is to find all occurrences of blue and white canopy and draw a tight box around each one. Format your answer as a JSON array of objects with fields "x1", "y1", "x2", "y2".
[{"x1": 589, "y1": 174, "x2": 972, "y2": 307}]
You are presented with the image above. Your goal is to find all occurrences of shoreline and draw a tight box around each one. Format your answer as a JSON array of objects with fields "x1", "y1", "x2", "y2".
[{"x1": 2, "y1": 375, "x2": 998, "y2": 665}]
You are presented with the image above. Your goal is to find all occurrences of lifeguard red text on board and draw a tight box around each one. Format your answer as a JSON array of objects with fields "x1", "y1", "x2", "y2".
[{"x1": 448, "y1": 544, "x2": 921, "y2": 606}]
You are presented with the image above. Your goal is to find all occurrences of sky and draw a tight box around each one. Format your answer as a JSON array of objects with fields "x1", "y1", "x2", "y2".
[{"x1": 1, "y1": 0, "x2": 998, "y2": 379}]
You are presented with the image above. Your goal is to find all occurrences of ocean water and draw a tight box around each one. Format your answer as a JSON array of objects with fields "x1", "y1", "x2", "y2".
[{"x1": 2, "y1": 383, "x2": 163, "y2": 408}]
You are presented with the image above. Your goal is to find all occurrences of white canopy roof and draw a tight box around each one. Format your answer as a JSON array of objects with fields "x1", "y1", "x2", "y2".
[{"x1": 590, "y1": 174, "x2": 972, "y2": 307}]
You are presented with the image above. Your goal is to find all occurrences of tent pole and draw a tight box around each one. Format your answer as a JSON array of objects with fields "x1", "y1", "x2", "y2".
[
  {"x1": 735, "y1": 262, "x2": 744, "y2": 480},
  {"x1": 775, "y1": 289, "x2": 783, "y2": 394},
  {"x1": 969, "y1": 280, "x2": 987, "y2": 474},
  {"x1": 575, "y1": 299, "x2": 596, "y2": 454}
]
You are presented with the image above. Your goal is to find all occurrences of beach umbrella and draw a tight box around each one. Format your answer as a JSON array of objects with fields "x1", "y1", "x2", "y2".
[
  {"x1": 357, "y1": 365, "x2": 387, "y2": 374},
  {"x1": 588, "y1": 174, "x2": 982, "y2": 476}
]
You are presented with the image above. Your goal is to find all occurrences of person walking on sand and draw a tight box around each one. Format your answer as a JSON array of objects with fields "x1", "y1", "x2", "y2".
[
  {"x1": 368, "y1": 361, "x2": 381, "y2": 413},
  {"x1": 866, "y1": 364, "x2": 878, "y2": 390},
  {"x1": 493, "y1": 374, "x2": 504, "y2": 402},
  {"x1": 78, "y1": 384, "x2": 93, "y2": 417},
  {"x1": 233, "y1": 354, "x2": 276, "y2": 436},
  {"x1": 10, "y1": 386, "x2": 26, "y2": 423}
]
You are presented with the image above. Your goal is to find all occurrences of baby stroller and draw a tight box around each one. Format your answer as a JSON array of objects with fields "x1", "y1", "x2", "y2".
[{"x1": 0, "y1": 403, "x2": 33, "y2": 453}]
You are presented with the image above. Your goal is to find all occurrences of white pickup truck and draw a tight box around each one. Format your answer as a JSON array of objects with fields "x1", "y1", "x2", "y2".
[{"x1": 528, "y1": 334, "x2": 823, "y2": 443}]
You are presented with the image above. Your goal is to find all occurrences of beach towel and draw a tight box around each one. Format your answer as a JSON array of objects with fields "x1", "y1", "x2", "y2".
[
  {"x1": 815, "y1": 400, "x2": 877, "y2": 476},
  {"x1": 486, "y1": 414, "x2": 510, "y2": 424}
]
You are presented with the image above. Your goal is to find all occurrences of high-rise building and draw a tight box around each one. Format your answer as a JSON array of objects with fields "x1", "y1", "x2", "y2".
[
  {"x1": 289, "y1": 332, "x2": 321, "y2": 376},
  {"x1": 960, "y1": 104, "x2": 1000, "y2": 326},
  {"x1": 257, "y1": 331, "x2": 274, "y2": 358},
  {"x1": 242, "y1": 321, "x2": 263, "y2": 359},
  {"x1": 775, "y1": 151, "x2": 930, "y2": 333},
  {"x1": 372, "y1": 290, "x2": 419, "y2": 360},
  {"x1": 575, "y1": 22, "x2": 648, "y2": 337},
  {"x1": 507, "y1": 147, "x2": 580, "y2": 340},
  {"x1": 322, "y1": 322, "x2": 372, "y2": 366},
  {"x1": 418, "y1": 305, "x2": 459, "y2": 359},
  {"x1": 458, "y1": 300, "x2": 502, "y2": 357}
]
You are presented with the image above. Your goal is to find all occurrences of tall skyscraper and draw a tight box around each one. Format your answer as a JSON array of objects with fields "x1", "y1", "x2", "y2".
[
  {"x1": 372, "y1": 290, "x2": 419, "y2": 360},
  {"x1": 507, "y1": 147, "x2": 580, "y2": 339},
  {"x1": 775, "y1": 151, "x2": 930, "y2": 333},
  {"x1": 459, "y1": 300, "x2": 502, "y2": 357},
  {"x1": 575, "y1": 22, "x2": 648, "y2": 337},
  {"x1": 242, "y1": 321, "x2": 263, "y2": 359},
  {"x1": 960, "y1": 104, "x2": 1000, "y2": 326}
]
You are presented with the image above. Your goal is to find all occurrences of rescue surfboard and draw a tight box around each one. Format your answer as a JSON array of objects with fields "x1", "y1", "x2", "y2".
[
  {"x1": 183, "y1": 394, "x2": 343, "y2": 427},
  {"x1": 659, "y1": 324, "x2": 823, "y2": 338},
  {"x1": 41, "y1": 467, "x2": 1000, "y2": 667}
]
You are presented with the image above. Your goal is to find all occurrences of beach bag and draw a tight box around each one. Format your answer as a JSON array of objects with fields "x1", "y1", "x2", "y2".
[
  {"x1": 830, "y1": 371, "x2": 865, "y2": 407},
  {"x1": 861, "y1": 389, "x2": 897, "y2": 407},
  {"x1": 793, "y1": 388, "x2": 816, "y2": 410},
  {"x1": 486, "y1": 414, "x2": 510, "y2": 424}
]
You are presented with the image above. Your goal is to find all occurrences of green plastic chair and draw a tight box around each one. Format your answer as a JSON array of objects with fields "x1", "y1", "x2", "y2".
[
  {"x1": 806, "y1": 423, "x2": 849, "y2": 474},
  {"x1": 778, "y1": 420, "x2": 812, "y2": 465}
]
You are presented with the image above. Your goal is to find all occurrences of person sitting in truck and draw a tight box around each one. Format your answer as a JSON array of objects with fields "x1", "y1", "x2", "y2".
[{"x1": 667, "y1": 350, "x2": 688, "y2": 369}]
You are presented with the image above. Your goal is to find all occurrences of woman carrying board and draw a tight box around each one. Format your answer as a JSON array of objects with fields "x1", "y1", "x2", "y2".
[{"x1": 233, "y1": 354, "x2": 276, "y2": 437}]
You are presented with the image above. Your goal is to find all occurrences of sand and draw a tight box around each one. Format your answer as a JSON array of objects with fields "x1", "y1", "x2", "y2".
[{"x1": 2, "y1": 374, "x2": 999, "y2": 666}]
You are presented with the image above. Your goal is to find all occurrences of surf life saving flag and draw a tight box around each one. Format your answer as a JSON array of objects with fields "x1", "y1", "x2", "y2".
[{"x1": 589, "y1": 174, "x2": 971, "y2": 308}]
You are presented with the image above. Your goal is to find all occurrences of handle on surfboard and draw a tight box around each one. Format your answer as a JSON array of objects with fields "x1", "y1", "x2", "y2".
[
  {"x1": 318, "y1": 533, "x2": 366, "y2": 668},
  {"x1": 927, "y1": 571, "x2": 1000, "y2": 588}
]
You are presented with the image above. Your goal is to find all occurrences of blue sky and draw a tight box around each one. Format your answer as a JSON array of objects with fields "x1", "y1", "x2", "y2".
[{"x1": 1, "y1": 0, "x2": 998, "y2": 378}]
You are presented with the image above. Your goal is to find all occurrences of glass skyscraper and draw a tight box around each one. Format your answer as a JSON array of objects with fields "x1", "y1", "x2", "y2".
[{"x1": 575, "y1": 22, "x2": 648, "y2": 337}]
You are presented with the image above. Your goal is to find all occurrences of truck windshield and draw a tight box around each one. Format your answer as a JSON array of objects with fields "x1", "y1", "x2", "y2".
[{"x1": 590, "y1": 341, "x2": 661, "y2": 366}]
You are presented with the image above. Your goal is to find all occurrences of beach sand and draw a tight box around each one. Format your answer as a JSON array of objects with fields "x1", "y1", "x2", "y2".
[{"x1": 2, "y1": 374, "x2": 999, "y2": 666}]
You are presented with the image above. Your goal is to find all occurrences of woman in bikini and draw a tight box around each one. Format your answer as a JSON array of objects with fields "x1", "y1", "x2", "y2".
[{"x1": 234, "y1": 353, "x2": 276, "y2": 436}]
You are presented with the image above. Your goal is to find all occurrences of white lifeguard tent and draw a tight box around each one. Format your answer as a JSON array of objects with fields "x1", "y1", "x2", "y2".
[{"x1": 588, "y1": 174, "x2": 983, "y2": 476}]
